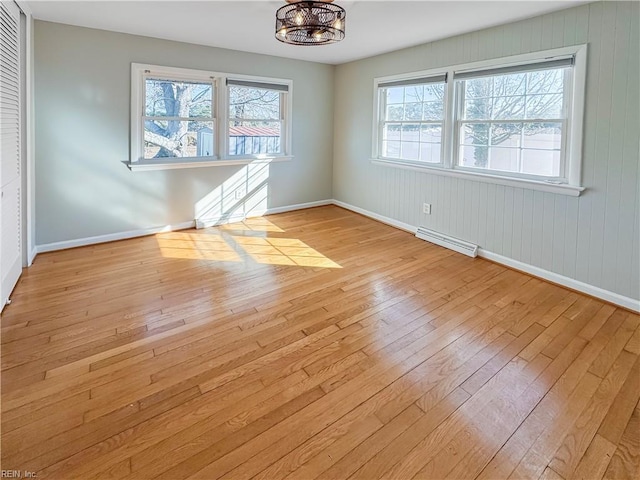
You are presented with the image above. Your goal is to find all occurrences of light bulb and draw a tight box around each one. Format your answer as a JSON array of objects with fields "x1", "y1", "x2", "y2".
[
  {"x1": 333, "y1": 19, "x2": 342, "y2": 30},
  {"x1": 313, "y1": 31, "x2": 322, "y2": 40},
  {"x1": 294, "y1": 11, "x2": 303, "y2": 25},
  {"x1": 279, "y1": 28, "x2": 287, "y2": 38}
]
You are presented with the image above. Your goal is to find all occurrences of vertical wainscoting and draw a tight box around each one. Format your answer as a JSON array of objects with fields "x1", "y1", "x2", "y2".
[{"x1": 333, "y1": 2, "x2": 639, "y2": 305}]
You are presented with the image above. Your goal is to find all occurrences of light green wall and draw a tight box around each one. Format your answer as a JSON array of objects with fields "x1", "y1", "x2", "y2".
[
  {"x1": 332, "y1": 1, "x2": 640, "y2": 301},
  {"x1": 34, "y1": 21, "x2": 334, "y2": 244}
]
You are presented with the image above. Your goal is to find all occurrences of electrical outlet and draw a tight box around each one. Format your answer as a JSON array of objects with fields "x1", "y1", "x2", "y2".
[
  {"x1": 423, "y1": 203, "x2": 431, "y2": 215},
  {"x1": 235, "y1": 189, "x2": 245, "y2": 200}
]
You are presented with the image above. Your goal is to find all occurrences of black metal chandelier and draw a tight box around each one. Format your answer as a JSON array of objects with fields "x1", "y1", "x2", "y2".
[{"x1": 275, "y1": 0, "x2": 346, "y2": 46}]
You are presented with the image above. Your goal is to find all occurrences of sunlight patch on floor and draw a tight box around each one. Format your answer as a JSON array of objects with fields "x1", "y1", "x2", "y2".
[
  {"x1": 233, "y1": 235, "x2": 342, "y2": 268},
  {"x1": 219, "y1": 218, "x2": 284, "y2": 233},
  {"x1": 156, "y1": 230, "x2": 341, "y2": 268},
  {"x1": 156, "y1": 233, "x2": 242, "y2": 262}
]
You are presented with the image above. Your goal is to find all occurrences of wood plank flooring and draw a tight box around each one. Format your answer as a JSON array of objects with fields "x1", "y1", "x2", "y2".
[{"x1": 1, "y1": 205, "x2": 638, "y2": 480}]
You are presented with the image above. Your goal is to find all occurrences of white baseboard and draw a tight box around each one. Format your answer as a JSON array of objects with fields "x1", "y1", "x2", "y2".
[
  {"x1": 264, "y1": 199, "x2": 333, "y2": 216},
  {"x1": 28, "y1": 245, "x2": 37, "y2": 266},
  {"x1": 478, "y1": 250, "x2": 640, "y2": 313},
  {"x1": 333, "y1": 199, "x2": 640, "y2": 313},
  {"x1": 36, "y1": 221, "x2": 196, "y2": 254},
  {"x1": 332, "y1": 200, "x2": 417, "y2": 234},
  {"x1": 195, "y1": 214, "x2": 246, "y2": 229},
  {"x1": 195, "y1": 200, "x2": 334, "y2": 229},
  {"x1": 35, "y1": 200, "x2": 334, "y2": 253}
]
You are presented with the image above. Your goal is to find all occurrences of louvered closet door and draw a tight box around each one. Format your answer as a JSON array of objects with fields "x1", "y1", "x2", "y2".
[{"x1": 0, "y1": 1, "x2": 22, "y2": 310}]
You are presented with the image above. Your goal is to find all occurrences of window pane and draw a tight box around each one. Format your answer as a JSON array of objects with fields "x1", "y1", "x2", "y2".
[
  {"x1": 382, "y1": 123, "x2": 442, "y2": 163},
  {"x1": 492, "y1": 96, "x2": 525, "y2": 120},
  {"x1": 144, "y1": 120, "x2": 214, "y2": 159},
  {"x1": 523, "y1": 123, "x2": 562, "y2": 150},
  {"x1": 404, "y1": 86, "x2": 424, "y2": 103},
  {"x1": 527, "y1": 69, "x2": 564, "y2": 94},
  {"x1": 491, "y1": 123, "x2": 522, "y2": 148},
  {"x1": 493, "y1": 73, "x2": 526, "y2": 96},
  {"x1": 459, "y1": 145, "x2": 489, "y2": 168},
  {"x1": 464, "y1": 98, "x2": 492, "y2": 120},
  {"x1": 420, "y1": 143, "x2": 442, "y2": 163},
  {"x1": 400, "y1": 142, "x2": 420, "y2": 161},
  {"x1": 487, "y1": 147, "x2": 520, "y2": 173},
  {"x1": 383, "y1": 140, "x2": 401, "y2": 158},
  {"x1": 465, "y1": 77, "x2": 492, "y2": 98},
  {"x1": 420, "y1": 124, "x2": 442, "y2": 143},
  {"x1": 461, "y1": 123, "x2": 490, "y2": 146},
  {"x1": 383, "y1": 123, "x2": 401, "y2": 141},
  {"x1": 423, "y1": 101, "x2": 444, "y2": 120},
  {"x1": 386, "y1": 104, "x2": 404, "y2": 121},
  {"x1": 526, "y1": 94, "x2": 563, "y2": 119},
  {"x1": 229, "y1": 86, "x2": 280, "y2": 120},
  {"x1": 404, "y1": 103, "x2": 422, "y2": 121},
  {"x1": 228, "y1": 121, "x2": 281, "y2": 156},
  {"x1": 522, "y1": 149, "x2": 561, "y2": 177},
  {"x1": 386, "y1": 87, "x2": 404, "y2": 104},
  {"x1": 424, "y1": 83, "x2": 445, "y2": 102},
  {"x1": 145, "y1": 79, "x2": 212, "y2": 118},
  {"x1": 487, "y1": 79, "x2": 527, "y2": 120},
  {"x1": 401, "y1": 124, "x2": 420, "y2": 143},
  {"x1": 460, "y1": 145, "x2": 523, "y2": 172}
]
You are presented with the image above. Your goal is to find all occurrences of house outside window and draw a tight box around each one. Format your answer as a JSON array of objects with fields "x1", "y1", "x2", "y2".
[{"x1": 227, "y1": 80, "x2": 288, "y2": 157}]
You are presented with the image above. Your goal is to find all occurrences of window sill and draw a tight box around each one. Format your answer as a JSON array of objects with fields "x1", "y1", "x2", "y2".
[
  {"x1": 125, "y1": 156, "x2": 293, "y2": 172},
  {"x1": 370, "y1": 158, "x2": 585, "y2": 197}
]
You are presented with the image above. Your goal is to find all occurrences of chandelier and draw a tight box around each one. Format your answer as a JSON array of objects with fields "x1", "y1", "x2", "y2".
[{"x1": 275, "y1": 0, "x2": 346, "y2": 46}]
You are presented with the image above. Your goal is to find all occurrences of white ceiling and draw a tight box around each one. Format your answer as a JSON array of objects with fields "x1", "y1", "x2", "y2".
[{"x1": 25, "y1": 0, "x2": 592, "y2": 65}]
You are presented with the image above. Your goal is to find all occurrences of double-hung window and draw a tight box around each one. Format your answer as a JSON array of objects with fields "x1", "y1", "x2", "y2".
[
  {"x1": 130, "y1": 64, "x2": 292, "y2": 170},
  {"x1": 142, "y1": 75, "x2": 215, "y2": 160},
  {"x1": 377, "y1": 75, "x2": 446, "y2": 165},
  {"x1": 454, "y1": 58, "x2": 573, "y2": 182},
  {"x1": 372, "y1": 46, "x2": 586, "y2": 195},
  {"x1": 227, "y1": 79, "x2": 288, "y2": 157}
]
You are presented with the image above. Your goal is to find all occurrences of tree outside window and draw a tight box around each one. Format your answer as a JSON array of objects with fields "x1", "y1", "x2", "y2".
[
  {"x1": 458, "y1": 68, "x2": 566, "y2": 176},
  {"x1": 143, "y1": 78, "x2": 213, "y2": 159}
]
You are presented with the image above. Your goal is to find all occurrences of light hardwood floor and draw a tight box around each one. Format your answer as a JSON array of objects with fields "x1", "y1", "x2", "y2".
[{"x1": 1, "y1": 205, "x2": 638, "y2": 480}]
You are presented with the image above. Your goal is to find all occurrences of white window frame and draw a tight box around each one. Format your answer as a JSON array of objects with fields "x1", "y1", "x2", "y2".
[
  {"x1": 225, "y1": 78, "x2": 290, "y2": 160},
  {"x1": 371, "y1": 45, "x2": 587, "y2": 197},
  {"x1": 374, "y1": 74, "x2": 448, "y2": 166},
  {"x1": 129, "y1": 63, "x2": 293, "y2": 171}
]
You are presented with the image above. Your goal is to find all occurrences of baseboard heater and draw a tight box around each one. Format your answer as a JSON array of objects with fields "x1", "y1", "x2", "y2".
[{"x1": 416, "y1": 227, "x2": 479, "y2": 258}]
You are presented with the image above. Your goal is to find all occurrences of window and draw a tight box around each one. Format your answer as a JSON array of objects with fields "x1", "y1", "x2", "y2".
[
  {"x1": 377, "y1": 75, "x2": 446, "y2": 164},
  {"x1": 130, "y1": 64, "x2": 292, "y2": 170},
  {"x1": 372, "y1": 46, "x2": 587, "y2": 195},
  {"x1": 227, "y1": 80, "x2": 287, "y2": 157},
  {"x1": 454, "y1": 59, "x2": 572, "y2": 181},
  {"x1": 143, "y1": 77, "x2": 215, "y2": 160}
]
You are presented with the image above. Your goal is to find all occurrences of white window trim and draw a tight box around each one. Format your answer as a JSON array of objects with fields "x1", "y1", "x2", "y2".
[
  {"x1": 225, "y1": 79, "x2": 290, "y2": 160},
  {"x1": 372, "y1": 68, "x2": 449, "y2": 166},
  {"x1": 371, "y1": 45, "x2": 587, "y2": 196},
  {"x1": 376, "y1": 81, "x2": 447, "y2": 166},
  {"x1": 128, "y1": 63, "x2": 293, "y2": 171},
  {"x1": 122, "y1": 156, "x2": 293, "y2": 172}
]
